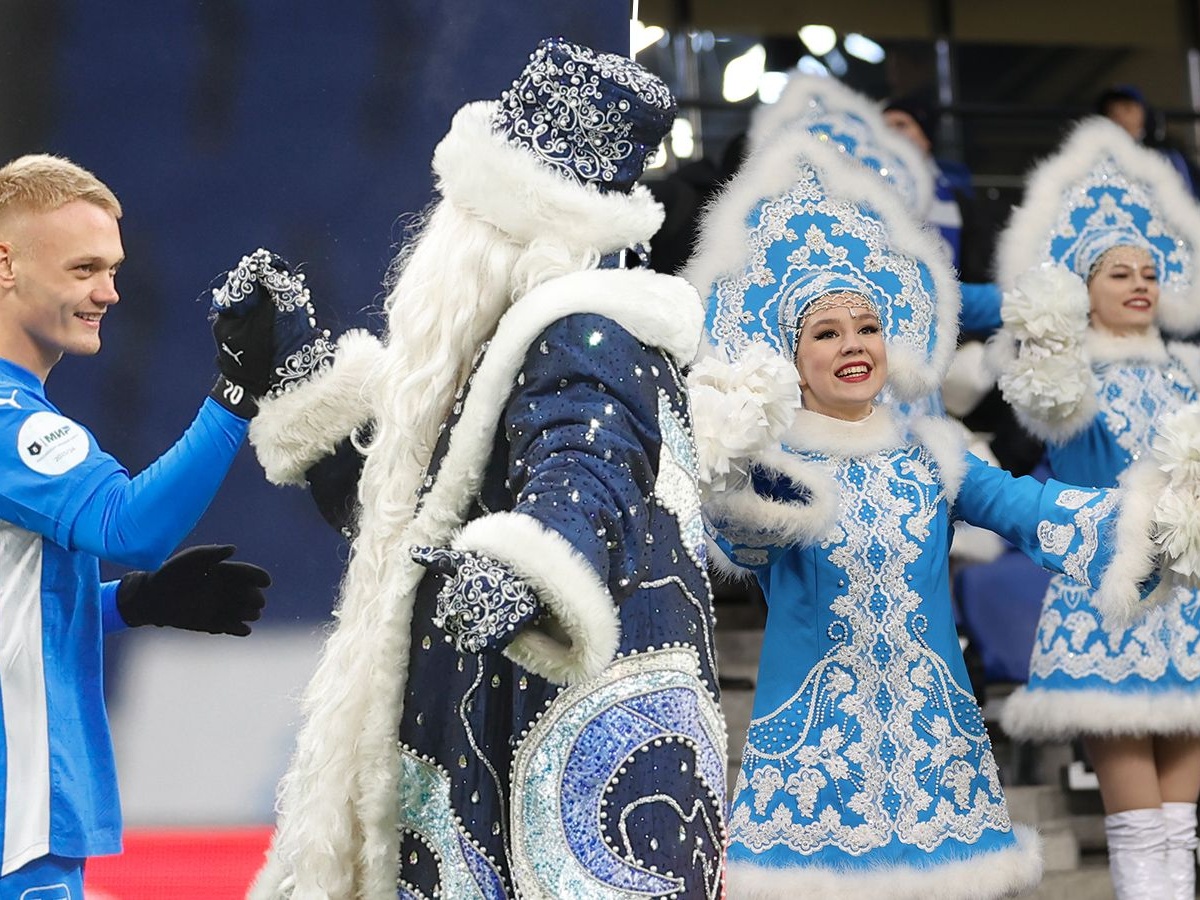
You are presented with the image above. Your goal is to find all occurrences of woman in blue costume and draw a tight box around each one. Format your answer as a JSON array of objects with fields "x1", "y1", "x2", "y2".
[
  {"x1": 683, "y1": 128, "x2": 1200, "y2": 899},
  {"x1": 993, "y1": 117, "x2": 1200, "y2": 900}
]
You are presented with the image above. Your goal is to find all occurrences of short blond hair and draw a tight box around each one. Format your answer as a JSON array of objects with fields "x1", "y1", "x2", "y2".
[{"x1": 0, "y1": 154, "x2": 122, "y2": 219}]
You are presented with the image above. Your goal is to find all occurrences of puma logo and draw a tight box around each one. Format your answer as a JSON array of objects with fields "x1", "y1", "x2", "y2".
[
  {"x1": 221, "y1": 343, "x2": 245, "y2": 365},
  {"x1": 0, "y1": 390, "x2": 20, "y2": 409}
]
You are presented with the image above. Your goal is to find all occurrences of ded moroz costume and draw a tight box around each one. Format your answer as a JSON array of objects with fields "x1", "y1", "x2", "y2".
[
  {"x1": 683, "y1": 125, "x2": 1200, "y2": 899},
  {"x1": 243, "y1": 38, "x2": 727, "y2": 900}
]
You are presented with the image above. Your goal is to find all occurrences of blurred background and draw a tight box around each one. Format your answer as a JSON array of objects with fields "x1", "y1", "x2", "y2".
[{"x1": 4, "y1": 0, "x2": 1200, "y2": 895}]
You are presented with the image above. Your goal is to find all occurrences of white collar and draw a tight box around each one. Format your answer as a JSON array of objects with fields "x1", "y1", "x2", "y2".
[
  {"x1": 782, "y1": 404, "x2": 904, "y2": 457},
  {"x1": 1086, "y1": 326, "x2": 1169, "y2": 365}
]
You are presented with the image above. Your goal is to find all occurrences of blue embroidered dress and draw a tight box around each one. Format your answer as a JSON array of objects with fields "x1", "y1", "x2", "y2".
[
  {"x1": 1002, "y1": 333, "x2": 1200, "y2": 739},
  {"x1": 708, "y1": 405, "x2": 1144, "y2": 898}
]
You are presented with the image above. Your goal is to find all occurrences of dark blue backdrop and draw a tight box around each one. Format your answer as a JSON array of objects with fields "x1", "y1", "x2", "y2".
[{"x1": 4, "y1": 1, "x2": 627, "y2": 622}]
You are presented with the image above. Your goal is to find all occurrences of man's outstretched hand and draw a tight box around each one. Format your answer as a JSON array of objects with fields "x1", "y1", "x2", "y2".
[{"x1": 117, "y1": 544, "x2": 270, "y2": 636}]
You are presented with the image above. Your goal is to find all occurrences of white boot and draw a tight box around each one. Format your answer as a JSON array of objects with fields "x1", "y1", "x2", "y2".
[
  {"x1": 1106, "y1": 808, "x2": 1170, "y2": 899},
  {"x1": 1162, "y1": 802, "x2": 1198, "y2": 900}
]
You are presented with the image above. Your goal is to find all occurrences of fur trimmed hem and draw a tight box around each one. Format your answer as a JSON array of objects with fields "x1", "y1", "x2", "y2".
[
  {"x1": 453, "y1": 511, "x2": 620, "y2": 686},
  {"x1": 249, "y1": 329, "x2": 382, "y2": 486},
  {"x1": 726, "y1": 825, "x2": 1042, "y2": 900},
  {"x1": 1001, "y1": 686, "x2": 1200, "y2": 739},
  {"x1": 433, "y1": 101, "x2": 665, "y2": 254},
  {"x1": 1094, "y1": 462, "x2": 1172, "y2": 627}
]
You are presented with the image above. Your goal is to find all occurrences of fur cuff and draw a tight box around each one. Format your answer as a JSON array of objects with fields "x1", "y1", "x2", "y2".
[
  {"x1": 1093, "y1": 462, "x2": 1172, "y2": 627},
  {"x1": 433, "y1": 101, "x2": 665, "y2": 254},
  {"x1": 704, "y1": 447, "x2": 841, "y2": 563},
  {"x1": 453, "y1": 512, "x2": 620, "y2": 686},
  {"x1": 249, "y1": 329, "x2": 382, "y2": 486},
  {"x1": 726, "y1": 826, "x2": 1041, "y2": 900}
]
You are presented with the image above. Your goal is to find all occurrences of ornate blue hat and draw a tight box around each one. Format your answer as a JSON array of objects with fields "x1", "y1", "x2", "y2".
[
  {"x1": 746, "y1": 74, "x2": 932, "y2": 219},
  {"x1": 996, "y1": 116, "x2": 1200, "y2": 334},
  {"x1": 491, "y1": 38, "x2": 675, "y2": 194},
  {"x1": 685, "y1": 128, "x2": 959, "y2": 401}
]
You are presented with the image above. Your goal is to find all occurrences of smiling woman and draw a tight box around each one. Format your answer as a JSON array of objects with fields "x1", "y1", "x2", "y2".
[
  {"x1": 992, "y1": 117, "x2": 1200, "y2": 900},
  {"x1": 684, "y1": 125, "x2": 1200, "y2": 900},
  {"x1": 792, "y1": 292, "x2": 887, "y2": 421}
]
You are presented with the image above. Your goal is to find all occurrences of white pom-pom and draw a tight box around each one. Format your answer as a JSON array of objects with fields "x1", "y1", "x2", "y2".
[
  {"x1": 1001, "y1": 263, "x2": 1090, "y2": 343},
  {"x1": 688, "y1": 343, "x2": 802, "y2": 492},
  {"x1": 1152, "y1": 487, "x2": 1200, "y2": 580},
  {"x1": 1152, "y1": 403, "x2": 1200, "y2": 486},
  {"x1": 997, "y1": 341, "x2": 1092, "y2": 423}
]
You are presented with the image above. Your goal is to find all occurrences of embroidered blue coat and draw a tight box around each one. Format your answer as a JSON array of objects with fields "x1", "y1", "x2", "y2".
[
  {"x1": 389, "y1": 274, "x2": 726, "y2": 900},
  {"x1": 707, "y1": 405, "x2": 1147, "y2": 899},
  {"x1": 1002, "y1": 333, "x2": 1200, "y2": 740}
]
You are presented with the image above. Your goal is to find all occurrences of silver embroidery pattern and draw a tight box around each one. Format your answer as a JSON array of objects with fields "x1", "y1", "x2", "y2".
[
  {"x1": 728, "y1": 445, "x2": 1011, "y2": 857},
  {"x1": 493, "y1": 42, "x2": 673, "y2": 188},
  {"x1": 396, "y1": 748, "x2": 508, "y2": 900},
  {"x1": 1025, "y1": 358, "x2": 1200, "y2": 693},
  {"x1": 510, "y1": 647, "x2": 725, "y2": 900},
  {"x1": 1045, "y1": 156, "x2": 1195, "y2": 291},
  {"x1": 706, "y1": 174, "x2": 937, "y2": 366},
  {"x1": 654, "y1": 390, "x2": 705, "y2": 567}
]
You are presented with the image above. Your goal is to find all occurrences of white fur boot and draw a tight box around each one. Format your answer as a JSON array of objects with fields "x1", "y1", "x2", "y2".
[
  {"x1": 1105, "y1": 808, "x2": 1170, "y2": 899},
  {"x1": 1162, "y1": 802, "x2": 1198, "y2": 900}
]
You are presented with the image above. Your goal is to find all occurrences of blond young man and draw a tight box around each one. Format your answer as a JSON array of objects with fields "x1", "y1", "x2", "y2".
[{"x1": 0, "y1": 154, "x2": 284, "y2": 895}]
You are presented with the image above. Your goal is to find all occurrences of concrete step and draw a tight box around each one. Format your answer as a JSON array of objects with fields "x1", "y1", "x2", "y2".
[{"x1": 1018, "y1": 858, "x2": 1114, "y2": 899}]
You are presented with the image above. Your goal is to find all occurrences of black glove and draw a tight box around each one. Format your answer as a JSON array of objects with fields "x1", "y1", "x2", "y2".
[
  {"x1": 117, "y1": 544, "x2": 271, "y2": 636},
  {"x1": 209, "y1": 249, "x2": 335, "y2": 414},
  {"x1": 209, "y1": 250, "x2": 280, "y2": 417}
]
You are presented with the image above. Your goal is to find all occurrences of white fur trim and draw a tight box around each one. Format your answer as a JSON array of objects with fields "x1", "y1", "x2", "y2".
[
  {"x1": 1093, "y1": 462, "x2": 1172, "y2": 627},
  {"x1": 725, "y1": 825, "x2": 1041, "y2": 900},
  {"x1": 705, "y1": 446, "x2": 841, "y2": 553},
  {"x1": 433, "y1": 101, "x2": 665, "y2": 253},
  {"x1": 1002, "y1": 686, "x2": 1200, "y2": 739},
  {"x1": 452, "y1": 512, "x2": 620, "y2": 686},
  {"x1": 248, "y1": 329, "x2": 382, "y2": 486},
  {"x1": 950, "y1": 522, "x2": 1006, "y2": 564},
  {"x1": 782, "y1": 405, "x2": 904, "y2": 457},
  {"x1": 1086, "y1": 327, "x2": 1169, "y2": 365},
  {"x1": 250, "y1": 267, "x2": 703, "y2": 899},
  {"x1": 941, "y1": 341, "x2": 994, "y2": 419},
  {"x1": 995, "y1": 116, "x2": 1200, "y2": 335},
  {"x1": 911, "y1": 415, "x2": 969, "y2": 503},
  {"x1": 744, "y1": 74, "x2": 933, "y2": 219},
  {"x1": 1169, "y1": 340, "x2": 1200, "y2": 386},
  {"x1": 684, "y1": 128, "x2": 960, "y2": 401}
]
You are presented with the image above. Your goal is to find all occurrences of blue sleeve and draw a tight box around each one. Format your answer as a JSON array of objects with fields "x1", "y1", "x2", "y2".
[
  {"x1": 504, "y1": 314, "x2": 661, "y2": 603},
  {"x1": 952, "y1": 453, "x2": 1121, "y2": 588},
  {"x1": 959, "y1": 282, "x2": 1003, "y2": 335},
  {"x1": 69, "y1": 398, "x2": 248, "y2": 569},
  {"x1": 100, "y1": 579, "x2": 128, "y2": 634}
]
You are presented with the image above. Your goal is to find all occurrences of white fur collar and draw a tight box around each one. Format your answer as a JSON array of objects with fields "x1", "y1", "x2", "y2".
[
  {"x1": 1085, "y1": 327, "x2": 1169, "y2": 365},
  {"x1": 433, "y1": 101, "x2": 665, "y2": 254},
  {"x1": 782, "y1": 404, "x2": 904, "y2": 457}
]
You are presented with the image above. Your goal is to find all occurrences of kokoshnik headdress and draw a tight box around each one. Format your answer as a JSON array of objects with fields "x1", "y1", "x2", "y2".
[
  {"x1": 745, "y1": 74, "x2": 933, "y2": 220},
  {"x1": 995, "y1": 116, "x2": 1200, "y2": 335},
  {"x1": 687, "y1": 127, "x2": 959, "y2": 402}
]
